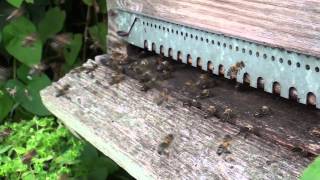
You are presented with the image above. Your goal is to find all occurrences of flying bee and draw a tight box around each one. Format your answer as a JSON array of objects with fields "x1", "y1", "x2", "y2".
[
  {"x1": 227, "y1": 61, "x2": 245, "y2": 78},
  {"x1": 55, "y1": 84, "x2": 71, "y2": 97},
  {"x1": 109, "y1": 73, "x2": 125, "y2": 85},
  {"x1": 204, "y1": 105, "x2": 217, "y2": 119},
  {"x1": 22, "y1": 33, "x2": 38, "y2": 47},
  {"x1": 157, "y1": 134, "x2": 174, "y2": 156},
  {"x1": 216, "y1": 135, "x2": 233, "y2": 156},
  {"x1": 154, "y1": 88, "x2": 170, "y2": 106},
  {"x1": 254, "y1": 106, "x2": 272, "y2": 118},
  {"x1": 196, "y1": 89, "x2": 213, "y2": 99},
  {"x1": 6, "y1": 8, "x2": 24, "y2": 21},
  {"x1": 22, "y1": 149, "x2": 37, "y2": 164}
]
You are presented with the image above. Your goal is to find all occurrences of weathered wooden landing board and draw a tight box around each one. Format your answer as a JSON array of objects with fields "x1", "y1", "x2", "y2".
[
  {"x1": 108, "y1": 0, "x2": 320, "y2": 58},
  {"x1": 40, "y1": 57, "x2": 310, "y2": 179}
]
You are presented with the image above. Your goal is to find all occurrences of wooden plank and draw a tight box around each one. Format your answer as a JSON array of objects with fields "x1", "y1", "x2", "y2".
[
  {"x1": 40, "y1": 56, "x2": 310, "y2": 179},
  {"x1": 108, "y1": 0, "x2": 320, "y2": 58}
]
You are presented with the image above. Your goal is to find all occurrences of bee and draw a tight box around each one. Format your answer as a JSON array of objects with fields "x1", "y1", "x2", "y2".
[
  {"x1": 55, "y1": 84, "x2": 71, "y2": 97},
  {"x1": 22, "y1": 149, "x2": 37, "y2": 164},
  {"x1": 28, "y1": 63, "x2": 48, "y2": 78},
  {"x1": 216, "y1": 135, "x2": 232, "y2": 156},
  {"x1": 204, "y1": 105, "x2": 217, "y2": 119},
  {"x1": 227, "y1": 61, "x2": 245, "y2": 79},
  {"x1": 182, "y1": 99, "x2": 202, "y2": 109},
  {"x1": 154, "y1": 88, "x2": 170, "y2": 106},
  {"x1": 53, "y1": 33, "x2": 71, "y2": 46},
  {"x1": 196, "y1": 74, "x2": 214, "y2": 89},
  {"x1": 156, "y1": 60, "x2": 173, "y2": 72},
  {"x1": 139, "y1": 70, "x2": 153, "y2": 83},
  {"x1": 237, "y1": 125, "x2": 254, "y2": 139},
  {"x1": 6, "y1": 8, "x2": 24, "y2": 21},
  {"x1": 6, "y1": 87, "x2": 17, "y2": 97},
  {"x1": 157, "y1": 134, "x2": 174, "y2": 156},
  {"x1": 22, "y1": 33, "x2": 38, "y2": 47},
  {"x1": 309, "y1": 127, "x2": 320, "y2": 137},
  {"x1": 0, "y1": 128, "x2": 12, "y2": 139},
  {"x1": 140, "y1": 78, "x2": 157, "y2": 92},
  {"x1": 196, "y1": 89, "x2": 213, "y2": 99},
  {"x1": 254, "y1": 106, "x2": 272, "y2": 118},
  {"x1": 109, "y1": 73, "x2": 125, "y2": 85},
  {"x1": 222, "y1": 108, "x2": 235, "y2": 123}
]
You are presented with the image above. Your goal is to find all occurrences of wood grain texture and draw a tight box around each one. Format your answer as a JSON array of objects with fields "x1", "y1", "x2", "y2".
[
  {"x1": 40, "y1": 57, "x2": 310, "y2": 180},
  {"x1": 108, "y1": 0, "x2": 320, "y2": 58}
]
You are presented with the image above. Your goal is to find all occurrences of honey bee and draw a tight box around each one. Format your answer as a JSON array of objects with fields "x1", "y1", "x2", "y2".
[
  {"x1": 196, "y1": 89, "x2": 213, "y2": 99},
  {"x1": 22, "y1": 33, "x2": 38, "y2": 47},
  {"x1": 196, "y1": 74, "x2": 215, "y2": 89},
  {"x1": 140, "y1": 77, "x2": 157, "y2": 92},
  {"x1": 222, "y1": 108, "x2": 235, "y2": 123},
  {"x1": 237, "y1": 125, "x2": 254, "y2": 139},
  {"x1": 182, "y1": 99, "x2": 202, "y2": 109},
  {"x1": 204, "y1": 105, "x2": 217, "y2": 119},
  {"x1": 6, "y1": 8, "x2": 24, "y2": 21},
  {"x1": 6, "y1": 86, "x2": 17, "y2": 97},
  {"x1": 309, "y1": 127, "x2": 320, "y2": 137},
  {"x1": 254, "y1": 106, "x2": 272, "y2": 118},
  {"x1": 154, "y1": 88, "x2": 170, "y2": 106},
  {"x1": 109, "y1": 73, "x2": 125, "y2": 85},
  {"x1": 22, "y1": 149, "x2": 37, "y2": 164},
  {"x1": 216, "y1": 135, "x2": 232, "y2": 156},
  {"x1": 53, "y1": 33, "x2": 71, "y2": 46},
  {"x1": 227, "y1": 61, "x2": 245, "y2": 78},
  {"x1": 55, "y1": 84, "x2": 71, "y2": 97},
  {"x1": 157, "y1": 134, "x2": 174, "y2": 156}
]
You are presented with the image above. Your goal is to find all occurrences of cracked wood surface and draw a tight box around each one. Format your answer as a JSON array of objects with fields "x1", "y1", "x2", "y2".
[
  {"x1": 108, "y1": 0, "x2": 320, "y2": 58},
  {"x1": 40, "y1": 57, "x2": 310, "y2": 180}
]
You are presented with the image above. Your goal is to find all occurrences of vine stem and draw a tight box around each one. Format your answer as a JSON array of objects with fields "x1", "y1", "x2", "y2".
[
  {"x1": 82, "y1": 5, "x2": 91, "y2": 62},
  {"x1": 13, "y1": 58, "x2": 17, "y2": 80}
]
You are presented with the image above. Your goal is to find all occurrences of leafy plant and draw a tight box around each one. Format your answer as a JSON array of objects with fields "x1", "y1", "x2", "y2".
[
  {"x1": 301, "y1": 156, "x2": 320, "y2": 180},
  {"x1": 0, "y1": 0, "x2": 108, "y2": 121},
  {"x1": 0, "y1": 117, "x2": 133, "y2": 179}
]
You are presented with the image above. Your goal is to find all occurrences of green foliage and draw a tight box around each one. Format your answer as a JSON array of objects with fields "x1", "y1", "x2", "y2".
[
  {"x1": 0, "y1": 0, "x2": 107, "y2": 121},
  {"x1": 0, "y1": 117, "x2": 126, "y2": 179},
  {"x1": 301, "y1": 156, "x2": 320, "y2": 180}
]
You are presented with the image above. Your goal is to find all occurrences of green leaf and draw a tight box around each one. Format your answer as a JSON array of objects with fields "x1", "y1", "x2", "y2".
[
  {"x1": 89, "y1": 23, "x2": 107, "y2": 52},
  {"x1": 63, "y1": 34, "x2": 82, "y2": 66},
  {"x1": 82, "y1": 0, "x2": 93, "y2": 6},
  {"x1": 17, "y1": 65, "x2": 30, "y2": 84},
  {"x1": 0, "y1": 145, "x2": 13, "y2": 154},
  {"x1": 6, "y1": 0, "x2": 23, "y2": 8},
  {"x1": 0, "y1": 88, "x2": 14, "y2": 121},
  {"x1": 301, "y1": 157, "x2": 320, "y2": 180},
  {"x1": 3, "y1": 17, "x2": 42, "y2": 66},
  {"x1": 38, "y1": 7, "x2": 66, "y2": 42}
]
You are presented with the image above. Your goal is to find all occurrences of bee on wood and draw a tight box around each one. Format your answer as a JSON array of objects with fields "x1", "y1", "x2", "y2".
[
  {"x1": 140, "y1": 78, "x2": 157, "y2": 92},
  {"x1": 22, "y1": 33, "x2": 38, "y2": 47},
  {"x1": 182, "y1": 99, "x2": 202, "y2": 109},
  {"x1": 196, "y1": 74, "x2": 215, "y2": 89},
  {"x1": 196, "y1": 89, "x2": 213, "y2": 99},
  {"x1": 22, "y1": 149, "x2": 37, "y2": 164},
  {"x1": 139, "y1": 70, "x2": 153, "y2": 83},
  {"x1": 0, "y1": 128, "x2": 12, "y2": 139},
  {"x1": 109, "y1": 73, "x2": 125, "y2": 85},
  {"x1": 204, "y1": 105, "x2": 218, "y2": 119},
  {"x1": 217, "y1": 135, "x2": 233, "y2": 156},
  {"x1": 309, "y1": 127, "x2": 320, "y2": 137},
  {"x1": 222, "y1": 108, "x2": 235, "y2": 123},
  {"x1": 254, "y1": 106, "x2": 272, "y2": 118},
  {"x1": 55, "y1": 84, "x2": 71, "y2": 97},
  {"x1": 157, "y1": 134, "x2": 174, "y2": 156},
  {"x1": 227, "y1": 61, "x2": 245, "y2": 79},
  {"x1": 7, "y1": 8, "x2": 24, "y2": 21},
  {"x1": 154, "y1": 88, "x2": 170, "y2": 106},
  {"x1": 237, "y1": 125, "x2": 254, "y2": 139}
]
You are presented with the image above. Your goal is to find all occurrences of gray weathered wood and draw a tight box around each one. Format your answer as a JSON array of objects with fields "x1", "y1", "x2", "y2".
[
  {"x1": 40, "y1": 57, "x2": 310, "y2": 180},
  {"x1": 108, "y1": 0, "x2": 320, "y2": 58}
]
